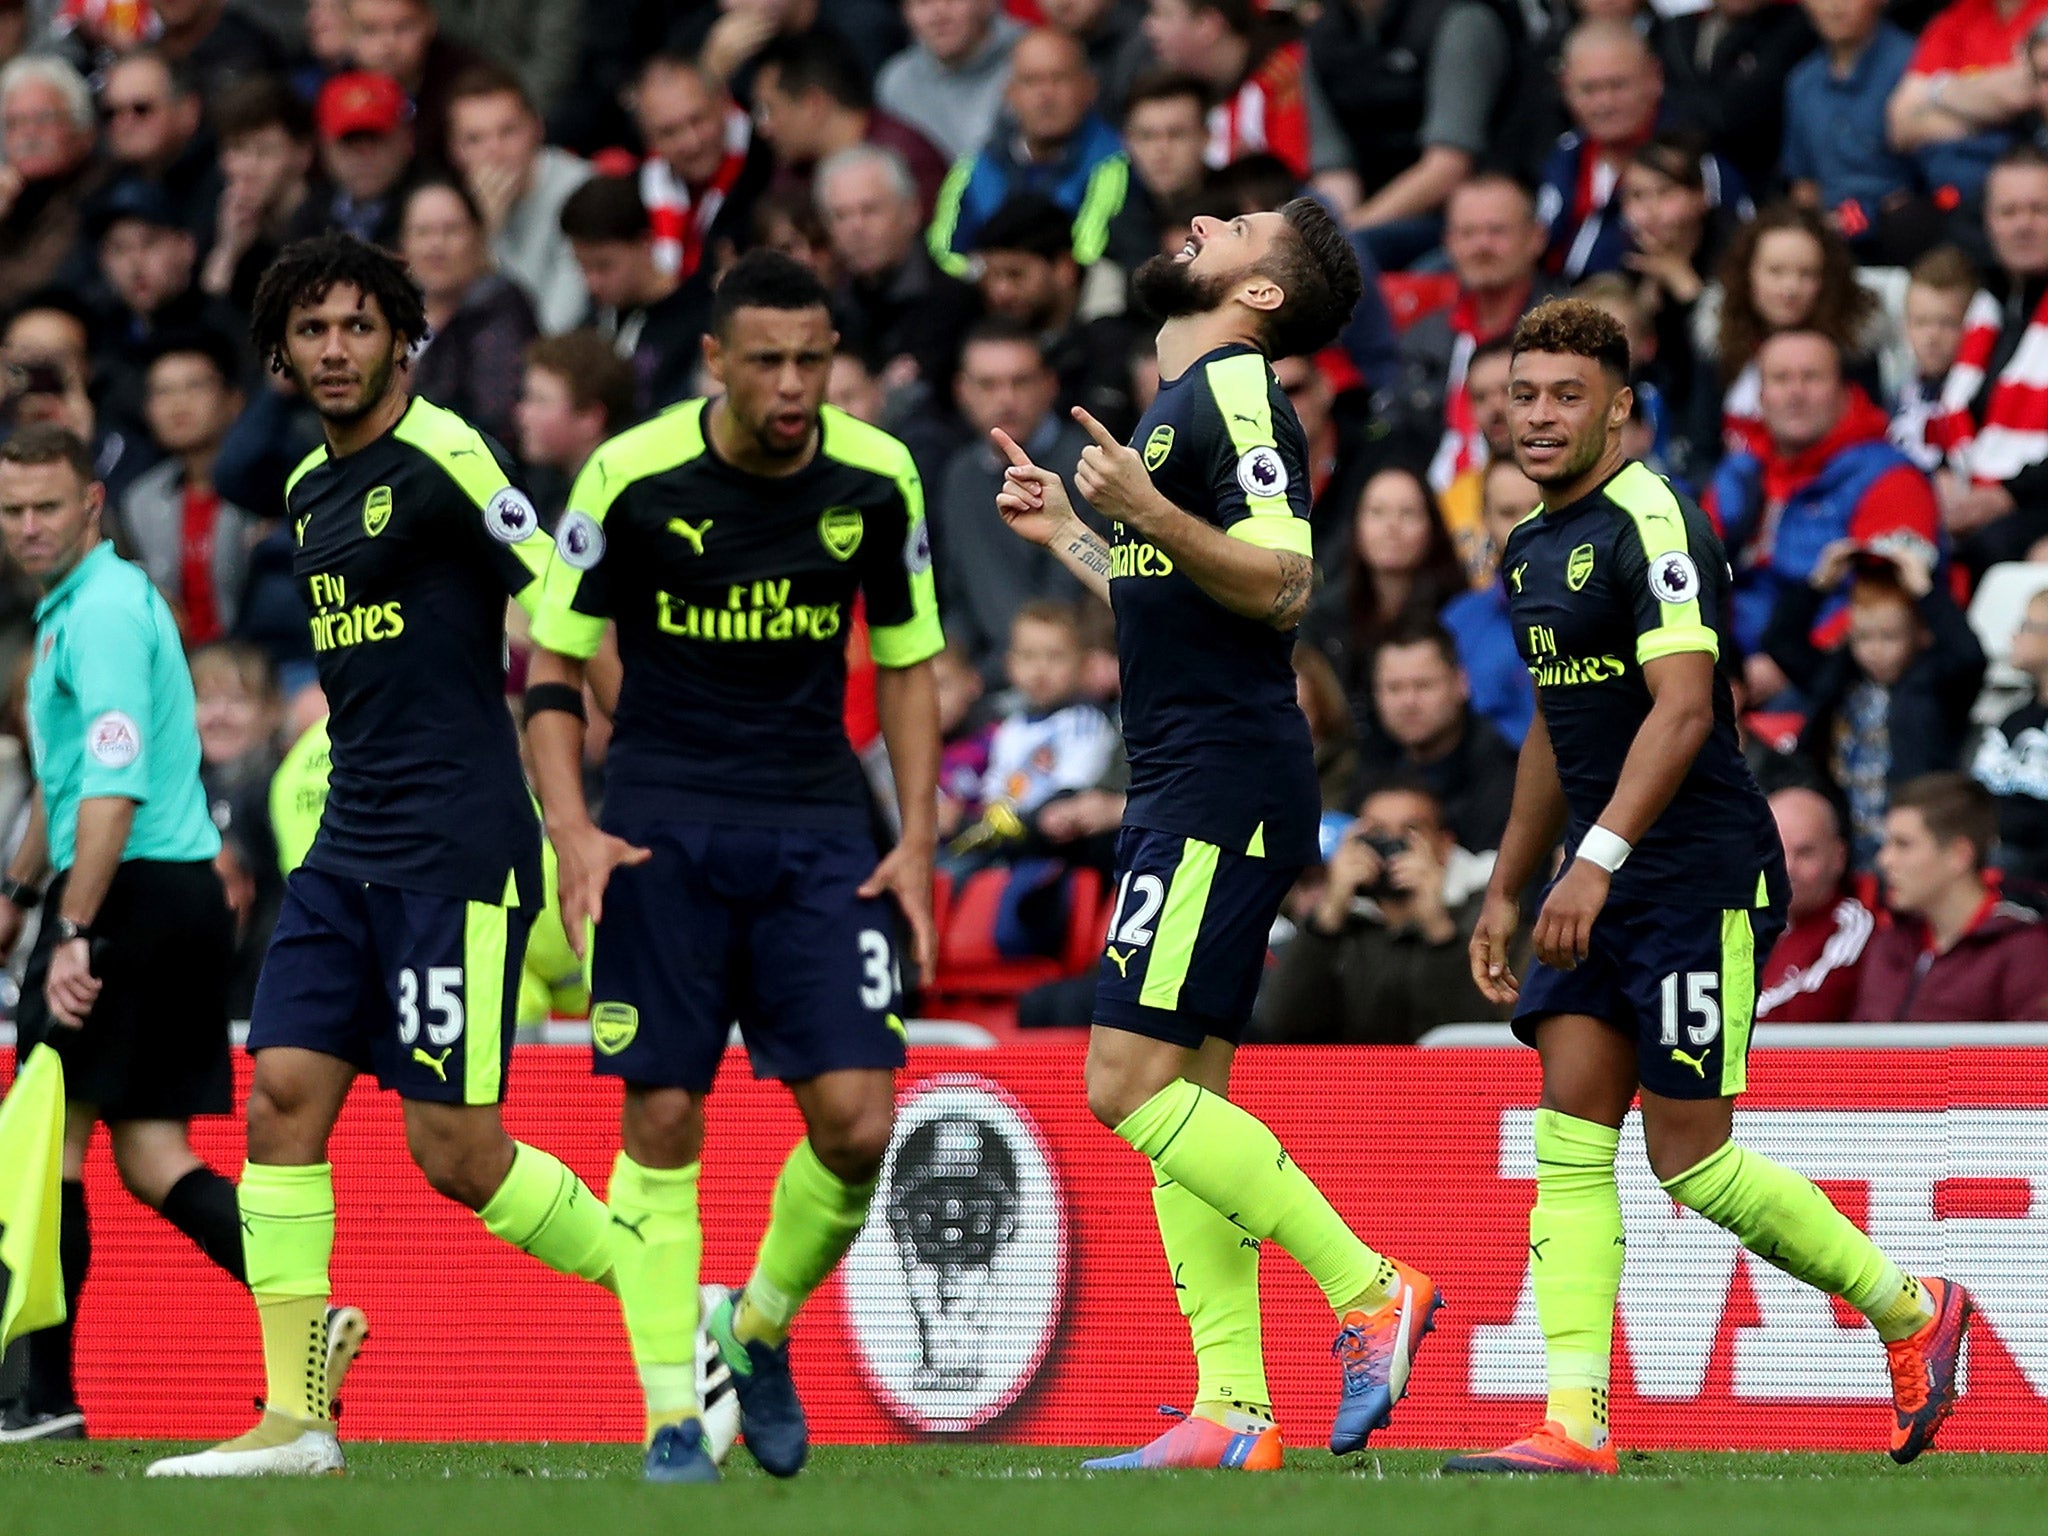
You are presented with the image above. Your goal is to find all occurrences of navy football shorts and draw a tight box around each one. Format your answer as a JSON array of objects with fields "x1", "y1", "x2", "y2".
[
  {"x1": 1092, "y1": 826, "x2": 1303, "y2": 1048},
  {"x1": 586, "y1": 820, "x2": 909, "y2": 1092},
  {"x1": 1512, "y1": 892, "x2": 1787, "y2": 1100},
  {"x1": 248, "y1": 867, "x2": 532, "y2": 1105}
]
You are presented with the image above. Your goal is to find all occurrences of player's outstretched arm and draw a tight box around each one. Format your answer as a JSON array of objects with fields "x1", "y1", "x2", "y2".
[
  {"x1": 864, "y1": 660, "x2": 941, "y2": 986},
  {"x1": 1530, "y1": 650, "x2": 1716, "y2": 971},
  {"x1": 1069, "y1": 408, "x2": 1314, "y2": 630},
  {"x1": 991, "y1": 427, "x2": 1113, "y2": 605},
  {"x1": 525, "y1": 646, "x2": 649, "y2": 957},
  {"x1": 1472, "y1": 707, "x2": 1568, "y2": 1003}
]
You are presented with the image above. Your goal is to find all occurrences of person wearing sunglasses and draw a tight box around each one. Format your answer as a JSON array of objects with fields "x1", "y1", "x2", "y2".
[{"x1": 96, "y1": 50, "x2": 215, "y2": 243}]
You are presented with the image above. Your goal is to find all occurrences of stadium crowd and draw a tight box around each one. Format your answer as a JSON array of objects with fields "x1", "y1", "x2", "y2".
[{"x1": 0, "y1": 0, "x2": 2044, "y2": 1040}]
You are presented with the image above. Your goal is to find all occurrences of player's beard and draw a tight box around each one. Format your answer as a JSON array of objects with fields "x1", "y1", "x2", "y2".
[
  {"x1": 1132, "y1": 252, "x2": 1237, "y2": 323},
  {"x1": 1522, "y1": 417, "x2": 1613, "y2": 489},
  {"x1": 1556, "y1": 420, "x2": 1611, "y2": 484},
  {"x1": 303, "y1": 348, "x2": 401, "y2": 426}
]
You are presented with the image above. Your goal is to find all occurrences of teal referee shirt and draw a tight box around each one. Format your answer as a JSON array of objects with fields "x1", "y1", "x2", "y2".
[{"x1": 27, "y1": 540, "x2": 219, "y2": 873}]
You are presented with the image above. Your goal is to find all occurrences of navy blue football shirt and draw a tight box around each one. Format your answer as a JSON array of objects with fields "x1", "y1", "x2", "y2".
[{"x1": 1113, "y1": 344, "x2": 1320, "y2": 865}]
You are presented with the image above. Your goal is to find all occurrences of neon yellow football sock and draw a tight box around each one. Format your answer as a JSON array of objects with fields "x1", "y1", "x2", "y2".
[
  {"x1": 607, "y1": 1153, "x2": 704, "y2": 1439},
  {"x1": 1153, "y1": 1172, "x2": 1270, "y2": 1424},
  {"x1": 1530, "y1": 1110, "x2": 1623, "y2": 1449},
  {"x1": 238, "y1": 1161, "x2": 335, "y2": 1426},
  {"x1": 478, "y1": 1142, "x2": 617, "y2": 1289},
  {"x1": 1661, "y1": 1141, "x2": 1933, "y2": 1342},
  {"x1": 1116, "y1": 1081, "x2": 1397, "y2": 1317},
  {"x1": 734, "y1": 1138, "x2": 877, "y2": 1346}
]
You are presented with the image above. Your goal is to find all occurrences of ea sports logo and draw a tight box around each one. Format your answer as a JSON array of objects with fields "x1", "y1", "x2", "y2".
[
  {"x1": 86, "y1": 710, "x2": 139, "y2": 768},
  {"x1": 841, "y1": 1075, "x2": 1066, "y2": 1433}
]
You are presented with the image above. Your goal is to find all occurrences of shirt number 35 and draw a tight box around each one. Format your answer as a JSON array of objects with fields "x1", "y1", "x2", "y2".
[{"x1": 397, "y1": 966, "x2": 466, "y2": 1045}]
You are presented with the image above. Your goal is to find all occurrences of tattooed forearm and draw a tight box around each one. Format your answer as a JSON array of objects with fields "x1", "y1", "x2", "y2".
[
  {"x1": 1055, "y1": 522, "x2": 1114, "y2": 605},
  {"x1": 1064, "y1": 525, "x2": 1112, "y2": 579},
  {"x1": 1265, "y1": 551, "x2": 1316, "y2": 630}
]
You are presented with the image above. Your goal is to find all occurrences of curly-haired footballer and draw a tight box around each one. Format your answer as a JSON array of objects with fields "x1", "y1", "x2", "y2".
[
  {"x1": 151, "y1": 233, "x2": 630, "y2": 1478},
  {"x1": 1447, "y1": 298, "x2": 1972, "y2": 1474}
]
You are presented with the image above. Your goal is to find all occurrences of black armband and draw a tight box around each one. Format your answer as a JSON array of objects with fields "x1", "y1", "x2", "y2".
[
  {"x1": 0, "y1": 875, "x2": 42, "y2": 908},
  {"x1": 522, "y1": 682, "x2": 587, "y2": 725}
]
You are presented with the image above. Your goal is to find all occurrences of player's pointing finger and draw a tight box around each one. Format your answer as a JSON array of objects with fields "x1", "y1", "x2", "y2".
[
  {"x1": 990, "y1": 426, "x2": 1034, "y2": 467},
  {"x1": 1069, "y1": 406, "x2": 1123, "y2": 451}
]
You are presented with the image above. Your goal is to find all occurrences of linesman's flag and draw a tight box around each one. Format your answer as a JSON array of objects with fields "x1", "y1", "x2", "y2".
[{"x1": 0, "y1": 1045, "x2": 66, "y2": 1349}]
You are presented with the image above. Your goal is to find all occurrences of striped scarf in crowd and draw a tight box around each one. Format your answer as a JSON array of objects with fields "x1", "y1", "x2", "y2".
[
  {"x1": 1428, "y1": 294, "x2": 1498, "y2": 492},
  {"x1": 638, "y1": 105, "x2": 753, "y2": 283},
  {"x1": 1926, "y1": 288, "x2": 2048, "y2": 485}
]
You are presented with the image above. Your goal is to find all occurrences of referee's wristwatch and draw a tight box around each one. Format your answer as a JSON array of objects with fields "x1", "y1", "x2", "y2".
[
  {"x1": 0, "y1": 875, "x2": 41, "y2": 909},
  {"x1": 50, "y1": 916, "x2": 95, "y2": 946}
]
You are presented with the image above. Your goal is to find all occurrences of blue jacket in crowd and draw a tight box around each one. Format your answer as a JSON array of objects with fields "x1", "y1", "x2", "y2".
[{"x1": 930, "y1": 112, "x2": 1131, "y2": 272}]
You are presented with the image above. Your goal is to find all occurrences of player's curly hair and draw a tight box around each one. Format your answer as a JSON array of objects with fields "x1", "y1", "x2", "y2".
[
  {"x1": 248, "y1": 232, "x2": 428, "y2": 377},
  {"x1": 1259, "y1": 197, "x2": 1364, "y2": 360},
  {"x1": 1511, "y1": 298, "x2": 1631, "y2": 380}
]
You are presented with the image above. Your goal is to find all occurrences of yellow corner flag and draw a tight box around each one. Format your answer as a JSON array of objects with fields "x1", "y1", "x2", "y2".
[{"x1": 0, "y1": 1043, "x2": 67, "y2": 1350}]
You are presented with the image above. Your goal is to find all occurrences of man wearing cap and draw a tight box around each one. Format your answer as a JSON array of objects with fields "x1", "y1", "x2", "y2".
[
  {"x1": 0, "y1": 423, "x2": 260, "y2": 1443},
  {"x1": 286, "y1": 71, "x2": 419, "y2": 249}
]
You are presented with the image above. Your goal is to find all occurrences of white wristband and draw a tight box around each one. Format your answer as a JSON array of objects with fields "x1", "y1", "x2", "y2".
[{"x1": 1576, "y1": 825, "x2": 1632, "y2": 874}]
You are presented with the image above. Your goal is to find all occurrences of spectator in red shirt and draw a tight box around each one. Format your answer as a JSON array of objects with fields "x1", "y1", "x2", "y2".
[
  {"x1": 120, "y1": 328, "x2": 253, "y2": 647},
  {"x1": 1885, "y1": 0, "x2": 2048, "y2": 214},
  {"x1": 1759, "y1": 785, "x2": 1876, "y2": 1022},
  {"x1": 1855, "y1": 772, "x2": 2048, "y2": 1020},
  {"x1": 1140, "y1": 0, "x2": 1347, "y2": 184}
]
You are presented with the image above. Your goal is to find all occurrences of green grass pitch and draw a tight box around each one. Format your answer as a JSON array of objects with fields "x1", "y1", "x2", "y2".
[{"x1": 5, "y1": 1443, "x2": 2047, "y2": 1535}]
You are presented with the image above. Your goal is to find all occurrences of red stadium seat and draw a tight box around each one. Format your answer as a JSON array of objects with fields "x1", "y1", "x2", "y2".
[
  {"x1": 930, "y1": 866, "x2": 1107, "y2": 1000},
  {"x1": 1743, "y1": 710, "x2": 1805, "y2": 757},
  {"x1": 1378, "y1": 272, "x2": 1459, "y2": 333}
]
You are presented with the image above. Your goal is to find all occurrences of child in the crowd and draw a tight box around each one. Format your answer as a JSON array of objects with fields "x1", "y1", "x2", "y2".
[
  {"x1": 932, "y1": 637, "x2": 994, "y2": 842},
  {"x1": 1764, "y1": 542, "x2": 1986, "y2": 868},
  {"x1": 954, "y1": 601, "x2": 1119, "y2": 858},
  {"x1": 945, "y1": 603, "x2": 1122, "y2": 961},
  {"x1": 1972, "y1": 586, "x2": 2048, "y2": 888},
  {"x1": 1890, "y1": 246, "x2": 1977, "y2": 473}
]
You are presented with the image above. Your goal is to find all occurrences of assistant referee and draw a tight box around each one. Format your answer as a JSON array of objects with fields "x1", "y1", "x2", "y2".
[{"x1": 0, "y1": 424, "x2": 243, "y2": 1443}]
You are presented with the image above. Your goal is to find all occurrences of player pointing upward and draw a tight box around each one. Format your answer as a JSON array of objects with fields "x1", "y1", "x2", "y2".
[
  {"x1": 1446, "y1": 299, "x2": 1970, "y2": 1475},
  {"x1": 997, "y1": 201, "x2": 1438, "y2": 1470}
]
